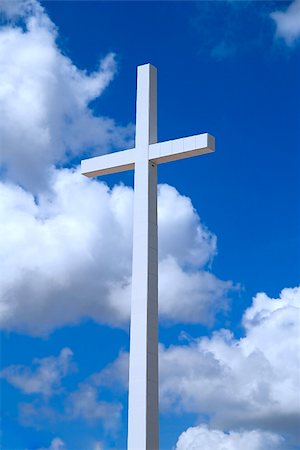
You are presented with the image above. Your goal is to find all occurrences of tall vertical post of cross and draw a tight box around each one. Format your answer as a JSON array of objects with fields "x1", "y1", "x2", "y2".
[
  {"x1": 127, "y1": 64, "x2": 159, "y2": 450},
  {"x1": 81, "y1": 63, "x2": 215, "y2": 450}
]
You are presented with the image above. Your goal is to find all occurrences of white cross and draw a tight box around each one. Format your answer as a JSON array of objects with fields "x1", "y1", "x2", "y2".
[{"x1": 81, "y1": 64, "x2": 215, "y2": 450}]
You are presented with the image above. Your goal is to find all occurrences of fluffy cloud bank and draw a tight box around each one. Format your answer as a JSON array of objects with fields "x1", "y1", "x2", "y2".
[
  {"x1": 3, "y1": 287, "x2": 298, "y2": 446},
  {"x1": 0, "y1": 169, "x2": 231, "y2": 335},
  {"x1": 271, "y1": 0, "x2": 300, "y2": 46},
  {"x1": 161, "y1": 286, "x2": 300, "y2": 442},
  {"x1": 175, "y1": 425, "x2": 284, "y2": 450},
  {"x1": 93, "y1": 286, "x2": 300, "y2": 446},
  {"x1": 0, "y1": 0, "x2": 232, "y2": 336},
  {"x1": 0, "y1": 0, "x2": 132, "y2": 191}
]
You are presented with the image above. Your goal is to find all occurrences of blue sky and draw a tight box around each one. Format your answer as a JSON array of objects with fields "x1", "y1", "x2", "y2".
[{"x1": 0, "y1": 1, "x2": 299, "y2": 449}]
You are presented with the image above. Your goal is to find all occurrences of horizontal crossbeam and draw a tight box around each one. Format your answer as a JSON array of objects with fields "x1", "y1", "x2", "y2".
[{"x1": 81, "y1": 133, "x2": 215, "y2": 178}]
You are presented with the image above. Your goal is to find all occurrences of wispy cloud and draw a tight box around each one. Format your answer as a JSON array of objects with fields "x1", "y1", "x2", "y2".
[
  {"x1": 65, "y1": 383, "x2": 122, "y2": 432},
  {"x1": 192, "y1": 1, "x2": 300, "y2": 60},
  {"x1": 2, "y1": 346, "x2": 122, "y2": 433},
  {"x1": 271, "y1": 0, "x2": 300, "y2": 46},
  {"x1": 1, "y1": 347, "x2": 74, "y2": 396},
  {"x1": 37, "y1": 437, "x2": 66, "y2": 450},
  {"x1": 192, "y1": 2, "x2": 275, "y2": 59}
]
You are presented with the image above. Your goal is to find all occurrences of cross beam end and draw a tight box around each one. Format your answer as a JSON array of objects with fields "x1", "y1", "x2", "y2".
[{"x1": 149, "y1": 133, "x2": 215, "y2": 165}]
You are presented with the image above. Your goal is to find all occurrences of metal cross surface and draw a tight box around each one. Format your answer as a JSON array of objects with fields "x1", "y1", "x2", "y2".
[{"x1": 81, "y1": 63, "x2": 215, "y2": 450}]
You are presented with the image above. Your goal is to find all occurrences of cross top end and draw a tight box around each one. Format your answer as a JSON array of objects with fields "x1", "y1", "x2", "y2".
[{"x1": 138, "y1": 63, "x2": 156, "y2": 70}]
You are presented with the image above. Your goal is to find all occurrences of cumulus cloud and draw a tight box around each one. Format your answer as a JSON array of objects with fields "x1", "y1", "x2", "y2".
[
  {"x1": 157, "y1": 185, "x2": 232, "y2": 326},
  {"x1": 0, "y1": 170, "x2": 232, "y2": 335},
  {"x1": 160, "y1": 286, "x2": 300, "y2": 441},
  {"x1": 4, "y1": 288, "x2": 298, "y2": 444},
  {"x1": 0, "y1": 169, "x2": 133, "y2": 334},
  {"x1": 0, "y1": 0, "x2": 133, "y2": 191},
  {"x1": 158, "y1": 184, "x2": 216, "y2": 267},
  {"x1": 159, "y1": 257, "x2": 232, "y2": 324},
  {"x1": 0, "y1": 0, "x2": 233, "y2": 335},
  {"x1": 94, "y1": 287, "x2": 300, "y2": 444},
  {"x1": 1, "y1": 347, "x2": 73, "y2": 396},
  {"x1": 175, "y1": 425, "x2": 284, "y2": 450},
  {"x1": 271, "y1": 0, "x2": 300, "y2": 46}
]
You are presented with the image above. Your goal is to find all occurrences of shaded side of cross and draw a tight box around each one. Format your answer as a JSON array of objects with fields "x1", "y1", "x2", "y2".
[{"x1": 81, "y1": 64, "x2": 215, "y2": 450}]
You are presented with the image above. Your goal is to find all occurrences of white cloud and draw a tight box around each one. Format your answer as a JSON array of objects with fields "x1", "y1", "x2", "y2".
[
  {"x1": 175, "y1": 425, "x2": 285, "y2": 450},
  {"x1": 92, "y1": 351, "x2": 129, "y2": 391},
  {"x1": 37, "y1": 436, "x2": 104, "y2": 450},
  {"x1": 95, "y1": 287, "x2": 300, "y2": 443},
  {"x1": 2, "y1": 344, "x2": 122, "y2": 432},
  {"x1": 4, "y1": 288, "x2": 298, "y2": 444},
  {"x1": 65, "y1": 382, "x2": 122, "y2": 431},
  {"x1": 93, "y1": 442, "x2": 104, "y2": 450},
  {"x1": 0, "y1": 170, "x2": 232, "y2": 335},
  {"x1": 157, "y1": 185, "x2": 232, "y2": 326},
  {"x1": 158, "y1": 184, "x2": 216, "y2": 267},
  {"x1": 160, "y1": 286, "x2": 300, "y2": 441},
  {"x1": 47, "y1": 438, "x2": 66, "y2": 450},
  {"x1": 271, "y1": 0, "x2": 300, "y2": 45},
  {"x1": 0, "y1": 0, "x2": 233, "y2": 335},
  {"x1": 0, "y1": 0, "x2": 133, "y2": 191},
  {"x1": 0, "y1": 169, "x2": 133, "y2": 334},
  {"x1": 159, "y1": 256, "x2": 232, "y2": 325},
  {"x1": 1, "y1": 347, "x2": 74, "y2": 396},
  {"x1": 37, "y1": 437, "x2": 66, "y2": 450},
  {"x1": 0, "y1": 0, "x2": 38, "y2": 20}
]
